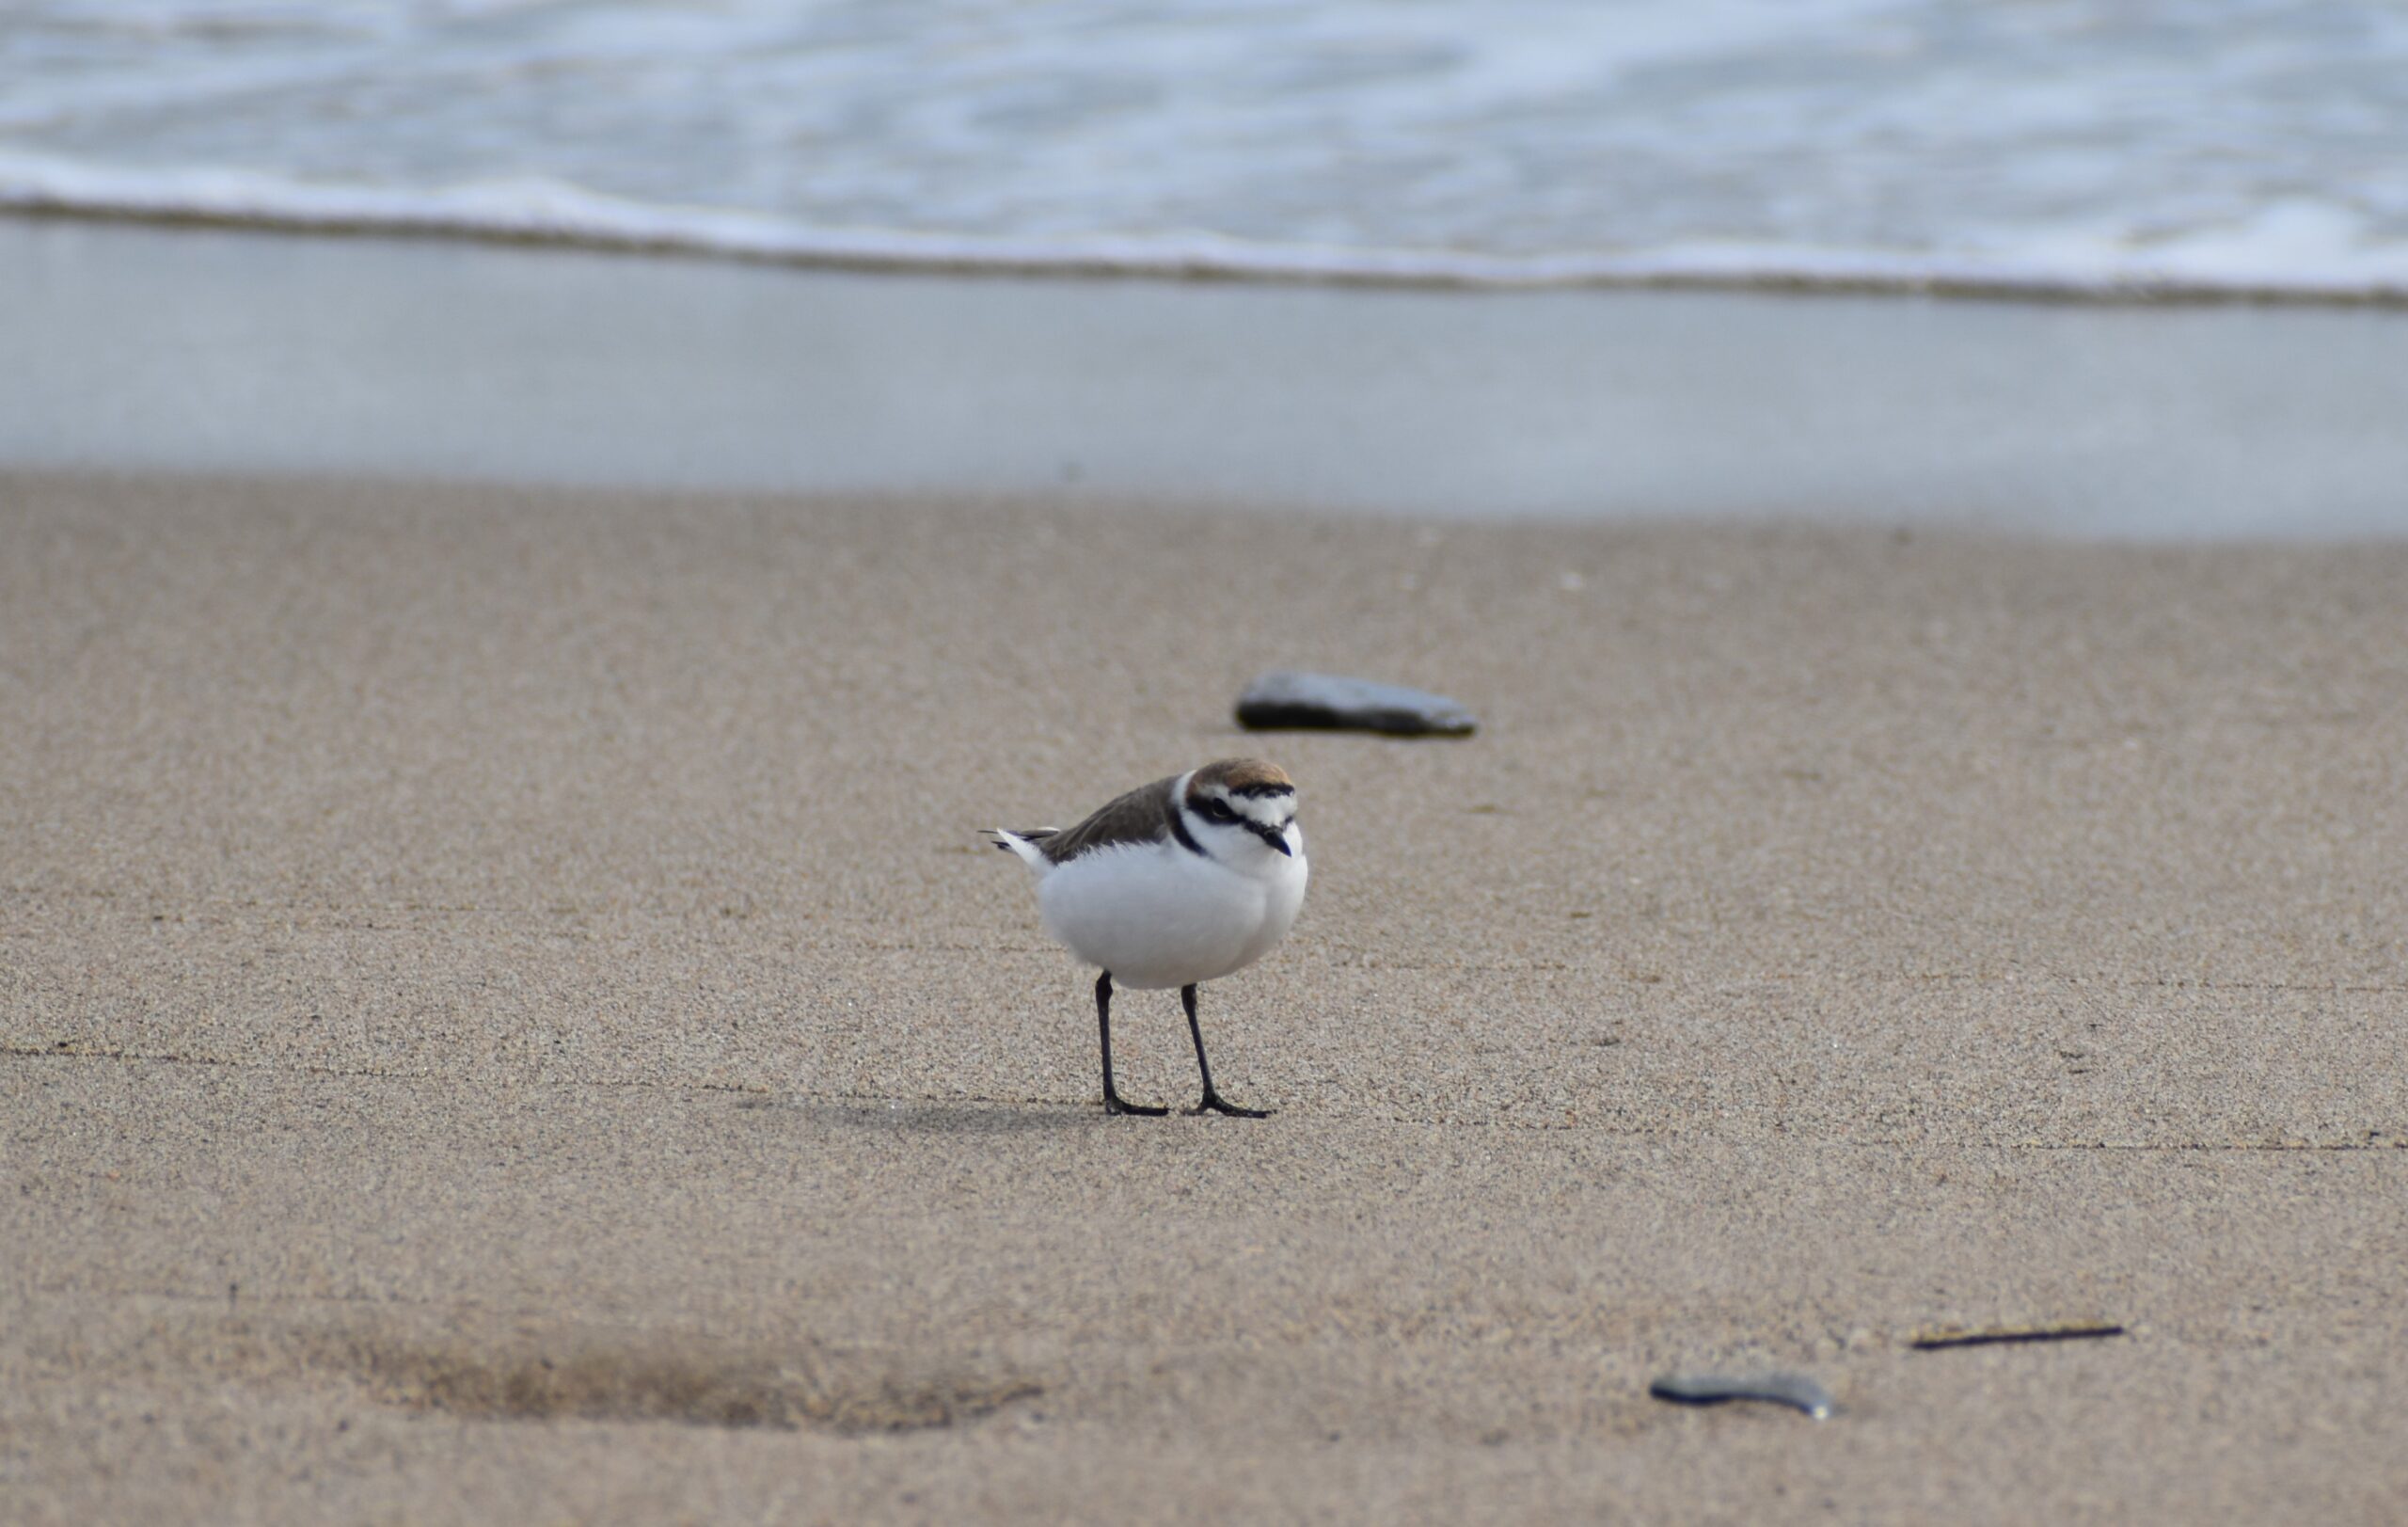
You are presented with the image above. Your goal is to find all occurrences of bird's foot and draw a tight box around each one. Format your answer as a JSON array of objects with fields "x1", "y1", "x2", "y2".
[
  {"x1": 1103, "y1": 1093, "x2": 1168, "y2": 1117},
  {"x1": 1190, "y1": 1091, "x2": 1271, "y2": 1119}
]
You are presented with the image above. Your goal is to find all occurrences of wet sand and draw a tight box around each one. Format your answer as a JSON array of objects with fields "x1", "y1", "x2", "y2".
[
  {"x1": 10, "y1": 215, "x2": 2408, "y2": 536},
  {"x1": 4, "y1": 471, "x2": 2405, "y2": 1522}
]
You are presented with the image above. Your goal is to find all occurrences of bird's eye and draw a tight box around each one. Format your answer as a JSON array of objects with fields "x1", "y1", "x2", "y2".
[{"x1": 1201, "y1": 800, "x2": 1235, "y2": 822}]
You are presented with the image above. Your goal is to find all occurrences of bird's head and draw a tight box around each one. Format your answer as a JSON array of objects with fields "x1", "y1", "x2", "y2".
[{"x1": 1181, "y1": 758, "x2": 1300, "y2": 858}]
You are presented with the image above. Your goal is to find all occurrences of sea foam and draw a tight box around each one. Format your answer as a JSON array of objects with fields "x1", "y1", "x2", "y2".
[{"x1": 5, "y1": 1, "x2": 2405, "y2": 301}]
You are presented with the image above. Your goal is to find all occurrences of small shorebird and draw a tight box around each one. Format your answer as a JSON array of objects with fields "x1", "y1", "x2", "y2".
[{"x1": 989, "y1": 758, "x2": 1307, "y2": 1117}]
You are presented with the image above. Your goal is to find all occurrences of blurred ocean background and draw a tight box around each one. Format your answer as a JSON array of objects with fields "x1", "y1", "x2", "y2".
[{"x1": 6, "y1": 0, "x2": 2407, "y2": 298}]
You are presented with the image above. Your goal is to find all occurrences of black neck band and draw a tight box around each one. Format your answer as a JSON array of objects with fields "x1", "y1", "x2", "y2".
[{"x1": 1168, "y1": 804, "x2": 1207, "y2": 857}]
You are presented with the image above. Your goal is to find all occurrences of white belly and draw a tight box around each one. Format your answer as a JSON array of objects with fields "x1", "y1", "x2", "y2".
[{"x1": 1036, "y1": 838, "x2": 1308, "y2": 990}]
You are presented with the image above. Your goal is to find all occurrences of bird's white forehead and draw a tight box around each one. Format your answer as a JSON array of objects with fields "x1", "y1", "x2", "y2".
[{"x1": 1220, "y1": 788, "x2": 1295, "y2": 829}]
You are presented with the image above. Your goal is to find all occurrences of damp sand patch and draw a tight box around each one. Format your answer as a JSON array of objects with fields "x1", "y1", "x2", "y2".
[
  {"x1": 69, "y1": 1313, "x2": 1040, "y2": 1435},
  {"x1": 321, "y1": 1328, "x2": 1040, "y2": 1432}
]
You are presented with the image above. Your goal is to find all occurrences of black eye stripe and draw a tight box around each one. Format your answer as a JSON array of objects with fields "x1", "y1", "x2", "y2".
[{"x1": 1190, "y1": 795, "x2": 1295, "y2": 840}]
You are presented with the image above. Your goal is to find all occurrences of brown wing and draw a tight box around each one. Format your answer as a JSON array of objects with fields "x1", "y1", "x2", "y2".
[{"x1": 1031, "y1": 774, "x2": 1179, "y2": 865}]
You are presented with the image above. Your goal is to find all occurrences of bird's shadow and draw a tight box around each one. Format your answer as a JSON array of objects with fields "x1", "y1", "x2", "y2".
[{"x1": 759, "y1": 1098, "x2": 1101, "y2": 1136}]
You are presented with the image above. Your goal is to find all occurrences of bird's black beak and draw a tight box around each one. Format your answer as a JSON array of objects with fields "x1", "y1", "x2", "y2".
[{"x1": 1248, "y1": 821, "x2": 1292, "y2": 855}]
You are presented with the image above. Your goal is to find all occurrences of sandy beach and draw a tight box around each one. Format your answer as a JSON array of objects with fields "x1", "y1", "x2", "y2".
[{"x1": 3, "y1": 469, "x2": 2403, "y2": 1521}]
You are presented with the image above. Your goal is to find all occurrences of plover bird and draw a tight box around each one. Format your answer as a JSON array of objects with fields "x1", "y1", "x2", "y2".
[{"x1": 989, "y1": 758, "x2": 1307, "y2": 1117}]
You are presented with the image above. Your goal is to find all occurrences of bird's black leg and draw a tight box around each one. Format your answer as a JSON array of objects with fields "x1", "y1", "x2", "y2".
[
  {"x1": 1183, "y1": 984, "x2": 1270, "y2": 1118},
  {"x1": 1096, "y1": 971, "x2": 1165, "y2": 1116}
]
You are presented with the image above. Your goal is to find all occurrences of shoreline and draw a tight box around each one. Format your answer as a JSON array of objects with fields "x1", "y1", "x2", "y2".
[
  {"x1": 8, "y1": 215, "x2": 2408, "y2": 539},
  {"x1": 13, "y1": 203, "x2": 2408, "y2": 310}
]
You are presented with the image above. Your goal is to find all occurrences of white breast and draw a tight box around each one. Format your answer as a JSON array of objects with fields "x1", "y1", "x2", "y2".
[{"x1": 1036, "y1": 835, "x2": 1309, "y2": 990}]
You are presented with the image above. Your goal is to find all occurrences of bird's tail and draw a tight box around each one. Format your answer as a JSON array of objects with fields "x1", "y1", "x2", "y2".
[{"x1": 985, "y1": 827, "x2": 1057, "y2": 877}]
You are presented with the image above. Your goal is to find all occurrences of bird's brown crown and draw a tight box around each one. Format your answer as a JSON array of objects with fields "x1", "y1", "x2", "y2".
[{"x1": 1188, "y1": 757, "x2": 1296, "y2": 800}]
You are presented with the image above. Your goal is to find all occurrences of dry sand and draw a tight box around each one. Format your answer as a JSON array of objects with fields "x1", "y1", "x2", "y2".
[{"x1": 3, "y1": 470, "x2": 2404, "y2": 1523}]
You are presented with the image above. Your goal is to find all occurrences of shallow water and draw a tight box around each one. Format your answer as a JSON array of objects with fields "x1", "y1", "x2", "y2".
[{"x1": 6, "y1": 1, "x2": 2408, "y2": 296}]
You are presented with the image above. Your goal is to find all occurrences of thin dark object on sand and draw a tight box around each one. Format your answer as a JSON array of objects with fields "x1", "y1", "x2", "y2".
[
  {"x1": 1909, "y1": 1322, "x2": 2127, "y2": 1350},
  {"x1": 1648, "y1": 1372, "x2": 1833, "y2": 1420}
]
